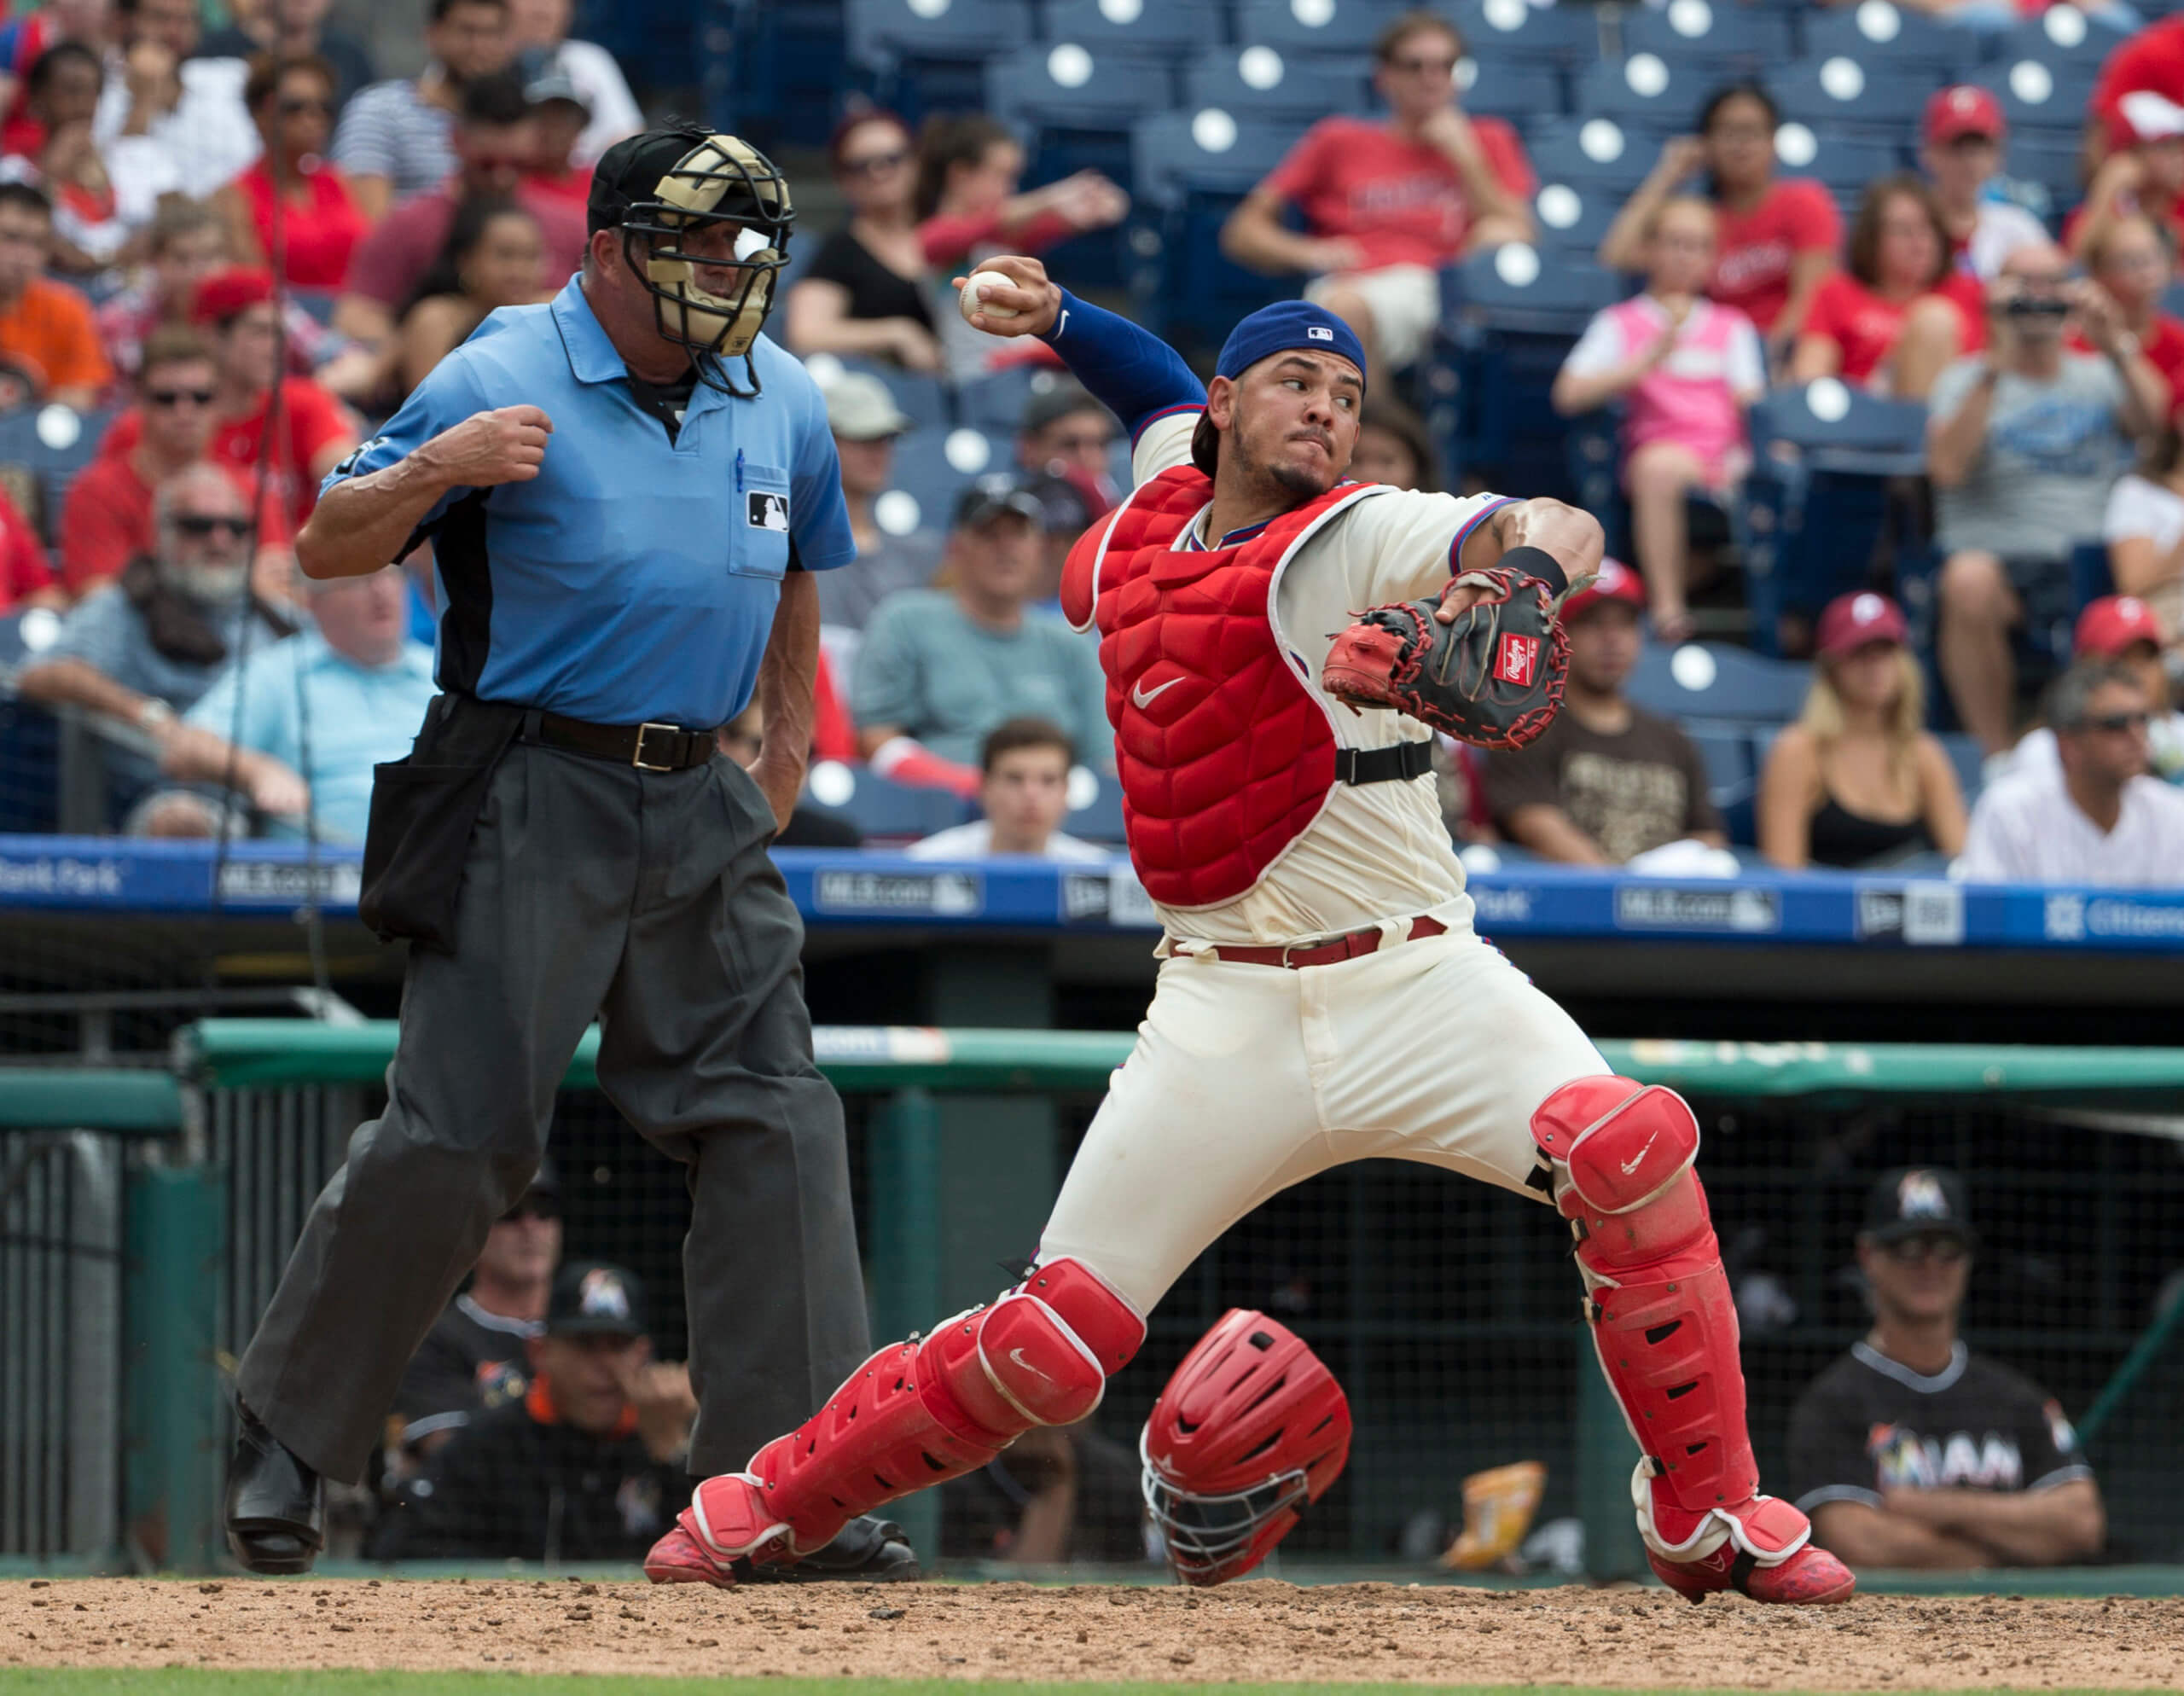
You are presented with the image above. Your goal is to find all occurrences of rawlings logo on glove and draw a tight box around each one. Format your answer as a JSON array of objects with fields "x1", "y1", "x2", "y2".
[{"x1": 1321, "y1": 564, "x2": 1575, "y2": 752}]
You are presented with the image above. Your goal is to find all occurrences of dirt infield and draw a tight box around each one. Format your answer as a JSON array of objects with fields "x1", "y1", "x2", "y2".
[{"x1": 4, "y1": 1577, "x2": 2181, "y2": 1689}]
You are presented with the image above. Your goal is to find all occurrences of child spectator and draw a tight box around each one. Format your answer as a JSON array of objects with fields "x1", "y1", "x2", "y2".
[
  {"x1": 906, "y1": 717, "x2": 1112, "y2": 862},
  {"x1": 1920, "y1": 86, "x2": 2051, "y2": 282},
  {"x1": 1601, "y1": 83, "x2": 1838, "y2": 357},
  {"x1": 1929, "y1": 244, "x2": 2158, "y2": 753},
  {"x1": 332, "y1": 0, "x2": 511, "y2": 222},
  {"x1": 2105, "y1": 424, "x2": 2184, "y2": 632},
  {"x1": 9, "y1": 39, "x2": 177, "y2": 277},
  {"x1": 2074, "y1": 215, "x2": 2184, "y2": 417},
  {"x1": 1483, "y1": 560, "x2": 1726, "y2": 863},
  {"x1": 784, "y1": 110, "x2": 940, "y2": 374},
  {"x1": 1554, "y1": 196, "x2": 1763, "y2": 640},
  {"x1": 1223, "y1": 8, "x2": 1534, "y2": 377},
  {"x1": 1757, "y1": 592, "x2": 1966, "y2": 870},
  {"x1": 0, "y1": 179, "x2": 108, "y2": 407},
  {"x1": 393, "y1": 195, "x2": 546, "y2": 398},
  {"x1": 217, "y1": 51, "x2": 366, "y2": 295},
  {"x1": 1351, "y1": 394, "x2": 1441, "y2": 492},
  {"x1": 97, "y1": 267, "x2": 357, "y2": 531},
  {"x1": 0, "y1": 1, "x2": 108, "y2": 161},
  {"x1": 919, "y1": 113, "x2": 1127, "y2": 380},
  {"x1": 1792, "y1": 177, "x2": 1981, "y2": 402}
]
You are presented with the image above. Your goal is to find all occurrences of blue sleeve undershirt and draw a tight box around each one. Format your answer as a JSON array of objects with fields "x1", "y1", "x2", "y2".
[{"x1": 1037, "y1": 288, "x2": 1205, "y2": 444}]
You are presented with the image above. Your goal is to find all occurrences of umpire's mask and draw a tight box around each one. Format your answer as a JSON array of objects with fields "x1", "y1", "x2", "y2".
[{"x1": 593, "y1": 128, "x2": 793, "y2": 397}]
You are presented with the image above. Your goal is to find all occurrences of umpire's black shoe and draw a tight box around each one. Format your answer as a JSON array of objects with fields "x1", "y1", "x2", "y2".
[
  {"x1": 224, "y1": 1403, "x2": 325, "y2": 1575},
  {"x1": 739, "y1": 1514, "x2": 919, "y2": 1583}
]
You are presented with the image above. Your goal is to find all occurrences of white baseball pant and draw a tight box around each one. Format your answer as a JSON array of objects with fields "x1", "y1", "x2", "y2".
[{"x1": 1037, "y1": 919, "x2": 1610, "y2": 1315}]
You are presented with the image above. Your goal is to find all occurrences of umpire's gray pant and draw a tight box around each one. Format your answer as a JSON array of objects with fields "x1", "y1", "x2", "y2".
[{"x1": 236, "y1": 741, "x2": 871, "y2": 1485}]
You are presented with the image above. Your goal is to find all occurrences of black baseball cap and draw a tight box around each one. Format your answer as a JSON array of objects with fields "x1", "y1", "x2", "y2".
[
  {"x1": 589, "y1": 130, "x2": 703, "y2": 235},
  {"x1": 544, "y1": 1260, "x2": 649, "y2": 1339},
  {"x1": 953, "y1": 473, "x2": 1045, "y2": 531},
  {"x1": 1862, "y1": 1167, "x2": 1978, "y2": 1247}
]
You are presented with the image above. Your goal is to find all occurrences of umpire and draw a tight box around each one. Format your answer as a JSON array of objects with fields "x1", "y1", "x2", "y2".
[{"x1": 224, "y1": 129, "x2": 903, "y2": 1579}]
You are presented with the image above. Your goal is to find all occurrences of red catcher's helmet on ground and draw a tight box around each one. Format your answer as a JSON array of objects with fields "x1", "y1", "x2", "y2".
[{"x1": 1139, "y1": 1310, "x2": 1351, "y2": 1586}]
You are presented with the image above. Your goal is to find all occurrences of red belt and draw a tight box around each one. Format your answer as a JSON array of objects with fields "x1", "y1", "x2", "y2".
[{"x1": 1169, "y1": 915, "x2": 1448, "y2": 969}]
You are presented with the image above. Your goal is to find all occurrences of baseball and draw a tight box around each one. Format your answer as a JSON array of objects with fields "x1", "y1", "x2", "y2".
[{"x1": 960, "y1": 269, "x2": 1023, "y2": 325}]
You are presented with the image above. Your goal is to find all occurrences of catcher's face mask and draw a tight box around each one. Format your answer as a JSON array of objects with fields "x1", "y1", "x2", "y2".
[
  {"x1": 1141, "y1": 1429, "x2": 1313, "y2": 1586},
  {"x1": 619, "y1": 133, "x2": 793, "y2": 395}
]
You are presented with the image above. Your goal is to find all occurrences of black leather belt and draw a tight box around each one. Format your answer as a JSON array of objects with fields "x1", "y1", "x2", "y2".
[
  {"x1": 521, "y1": 708, "x2": 716, "y2": 772},
  {"x1": 1334, "y1": 741, "x2": 1433, "y2": 785}
]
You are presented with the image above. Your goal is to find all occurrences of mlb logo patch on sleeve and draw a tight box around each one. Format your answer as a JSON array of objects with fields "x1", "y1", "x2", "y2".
[
  {"x1": 747, "y1": 491, "x2": 790, "y2": 531},
  {"x1": 1494, "y1": 632, "x2": 1539, "y2": 687}
]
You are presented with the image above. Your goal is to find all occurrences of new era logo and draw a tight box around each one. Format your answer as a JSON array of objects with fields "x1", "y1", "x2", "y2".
[
  {"x1": 1307, "y1": 326, "x2": 1333, "y2": 341},
  {"x1": 1494, "y1": 633, "x2": 1539, "y2": 687}
]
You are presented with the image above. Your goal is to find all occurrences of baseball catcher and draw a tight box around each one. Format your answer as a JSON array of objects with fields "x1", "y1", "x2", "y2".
[{"x1": 642, "y1": 262, "x2": 1854, "y2": 1608}]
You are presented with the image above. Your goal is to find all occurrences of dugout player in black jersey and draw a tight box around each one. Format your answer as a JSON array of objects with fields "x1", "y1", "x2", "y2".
[{"x1": 1785, "y1": 1169, "x2": 2105, "y2": 1571}]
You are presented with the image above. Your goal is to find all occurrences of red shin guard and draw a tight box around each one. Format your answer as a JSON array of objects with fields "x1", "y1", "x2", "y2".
[{"x1": 698, "y1": 1257, "x2": 1145, "y2": 1562}]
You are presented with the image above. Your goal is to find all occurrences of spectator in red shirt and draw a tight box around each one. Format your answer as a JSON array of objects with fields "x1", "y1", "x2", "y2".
[
  {"x1": 216, "y1": 51, "x2": 368, "y2": 295},
  {"x1": 97, "y1": 267, "x2": 357, "y2": 531},
  {"x1": 331, "y1": 69, "x2": 584, "y2": 364},
  {"x1": 1601, "y1": 82, "x2": 1839, "y2": 357},
  {"x1": 0, "y1": 473, "x2": 59, "y2": 613},
  {"x1": 1792, "y1": 177, "x2": 1981, "y2": 402},
  {"x1": 2076, "y1": 214, "x2": 2184, "y2": 418},
  {"x1": 2069, "y1": 88, "x2": 2184, "y2": 266},
  {"x1": 516, "y1": 56, "x2": 590, "y2": 213},
  {"x1": 1919, "y1": 87, "x2": 2050, "y2": 282},
  {"x1": 1222, "y1": 8, "x2": 1535, "y2": 377},
  {"x1": 61, "y1": 324, "x2": 289, "y2": 598}
]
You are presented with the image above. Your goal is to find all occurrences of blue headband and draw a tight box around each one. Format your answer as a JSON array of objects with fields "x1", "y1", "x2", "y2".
[{"x1": 1214, "y1": 300, "x2": 1368, "y2": 391}]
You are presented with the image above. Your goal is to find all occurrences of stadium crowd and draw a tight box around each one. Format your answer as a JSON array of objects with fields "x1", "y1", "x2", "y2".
[{"x1": 0, "y1": 0, "x2": 2182, "y2": 884}]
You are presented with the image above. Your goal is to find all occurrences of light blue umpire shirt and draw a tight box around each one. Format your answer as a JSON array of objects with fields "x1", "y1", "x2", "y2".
[{"x1": 322, "y1": 275, "x2": 857, "y2": 729}]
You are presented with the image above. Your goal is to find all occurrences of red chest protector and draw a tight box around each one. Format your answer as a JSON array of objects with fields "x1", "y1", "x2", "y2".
[{"x1": 1061, "y1": 465, "x2": 1391, "y2": 908}]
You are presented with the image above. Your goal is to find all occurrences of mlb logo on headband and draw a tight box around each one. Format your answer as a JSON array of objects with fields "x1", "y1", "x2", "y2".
[{"x1": 1307, "y1": 326, "x2": 1333, "y2": 341}]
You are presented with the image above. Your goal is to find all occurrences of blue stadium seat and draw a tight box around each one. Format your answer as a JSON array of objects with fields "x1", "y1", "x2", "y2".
[
  {"x1": 1680, "y1": 718, "x2": 1762, "y2": 845},
  {"x1": 0, "y1": 688, "x2": 59, "y2": 834},
  {"x1": 2001, "y1": 135, "x2": 2082, "y2": 215},
  {"x1": 956, "y1": 366, "x2": 1046, "y2": 435},
  {"x1": 1770, "y1": 129, "x2": 1901, "y2": 200},
  {"x1": 1996, "y1": 8, "x2": 2129, "y2": 75},
  {"x1": 1066, "y1": 771, "x2": 1127, "y2": 843},
  {"x1": 0, "y1": 404, "x2": 119, "y2": 544},
  {"x1": 986, "y1": 43, "x2": 1179, "y2": 131},
  {"x1": 810, "y1": 763, "x2": 974, "y2": 843},
  {"x1": 1626, "y1": 643, "x2": 1813, "y2": 724},
  {"x1": 1449, "y1": 0, "x2": 1602, "y2": 67},
  {"x1": 1937, "y1": 731, "x2": 1985, "y2": 809},
  {"x1": 1235, "y1": 0, "x2": 1411, "y2": 58},
  {"x1": 1182, "y1": 44, "x2": 1371, "y2": 121},
  {"x1": 1528, "y1": 180, "x2": 1618, "y2": 258},
  {"x1": 1042, "y1": 0, "x2": 1228, "y2": 55},
  {"x1": 804, "y1": 354, "x2": 950, "y2": 433},
  {"x1": 2071, "y1": 539, "x2": 2116, "y2": 610},
  {"x1": 1766, "y1": 57, "x2": 1940, "y2": 136},
  {"x1": 710, "y1": 0, "x2": 848, "y2": 149},
  {"x1": 1130, "y1": 108, "x2": 1292, "y2": 205},
  {"x1": 1751, "y1": 383, "x2": 1926, "y2": 469},
  {"x1": 1573, "y1": 53, "x2": 1711, "y2": 134},
  {"x1": 1453, "y1": 58, "x2": 1564, "y2": 125},
  {"x1": 1526, "y1": 118, "x2": 1658, "y2": 198},
  {"x1": 886, "y1": 425, "x2": 1014, "y2": 530},
  {"x1": 1620, "y1": 3, "x2": 1796, "y2": 75},
  {"x1": 1800, "y1": 3, "x2": 1968, "y2": 77},
  {"x1": 1443, "y1": 245, "x2": 1622, "y2": 335},
  {"x1": 1971, "y1": 56, "x2": 2100, "y2": 134},
  {"x1": 845, "y1": 0, "x2": 1035, "y2": 120}
]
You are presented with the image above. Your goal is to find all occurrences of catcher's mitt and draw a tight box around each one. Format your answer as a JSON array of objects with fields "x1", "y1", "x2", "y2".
[{"x1": 1321, "y1": 563, "x2": 1573, "y2": 751}]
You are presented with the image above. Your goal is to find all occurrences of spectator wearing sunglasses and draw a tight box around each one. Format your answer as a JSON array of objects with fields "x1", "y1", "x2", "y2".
[
  {"x1": 785, "y1": 110, "x2": 942, "y2": 375},
  {"x1": 385, "y1": 1161, "x2": 564, "y2": 1467},
  {"x1": 61, "y1": 326, "x2": 289, "y2": 598},
  {"x1": 216, "y1": 52, "x2": 368, "y2": 294},
  {"x1": 1784, "y1": 1169, "x2": 2104, "y2": 1573},
  {"x1": 1960, "y1": 658, "x2": 2184, "y2": 885}
]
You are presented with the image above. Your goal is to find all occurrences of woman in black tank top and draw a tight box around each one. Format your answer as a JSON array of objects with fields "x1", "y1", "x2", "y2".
[{"x1": 1758, "y1": 593, "x2": 1970, "y2": 868}]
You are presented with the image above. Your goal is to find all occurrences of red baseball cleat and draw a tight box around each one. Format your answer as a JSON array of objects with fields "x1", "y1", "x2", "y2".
[
  {"x1": 642, "y1": 1520, "x2": 736, "y2": 1588},
  {"x1": 1650, "y1": 1541, "x2": 1856, "y2": 1606}
]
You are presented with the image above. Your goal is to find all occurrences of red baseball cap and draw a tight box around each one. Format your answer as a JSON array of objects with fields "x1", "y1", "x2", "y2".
[
  {"x1": 1925, "y1": 85, "x2": 2006, "y2": 147},
  {"x1": 189, "y1": 266, "x2": 276, "y2": 328},
  {"x1": 1816, "y1": 591, "x2": 1908, "y2": 659},
  {"x1": 2115, "y1": 90, "x2": 2184, "y2": 148},
  {"x1": 1559, "y1": 556, "x2": 1646, "y2": 624},
  {"x1": 2074, "y1": 594, "x2": 2167, "y2": 656}
]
